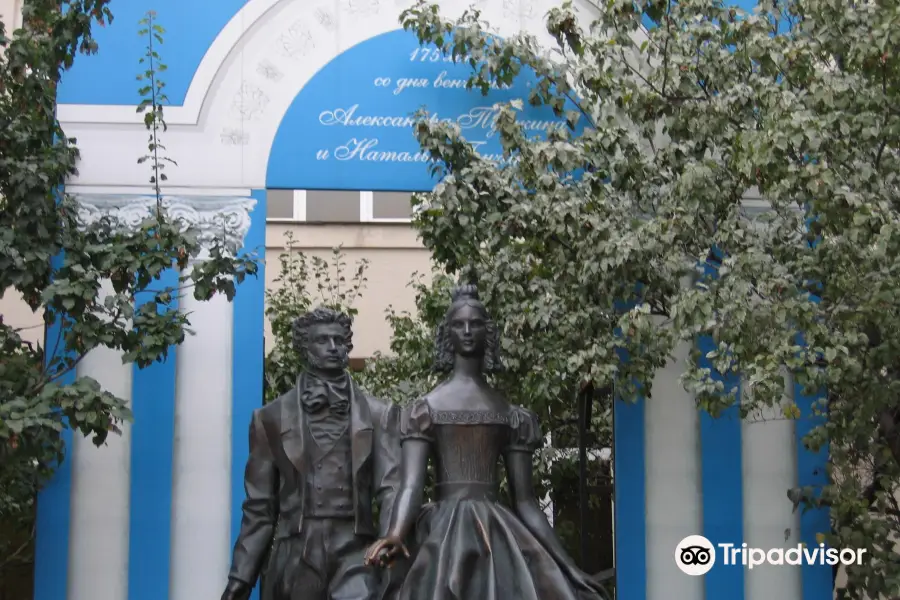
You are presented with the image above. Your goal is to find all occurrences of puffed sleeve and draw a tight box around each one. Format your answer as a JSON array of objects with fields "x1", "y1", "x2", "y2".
[
  {"x1": 399, "y1": 397, "x2": 433, "y2": 443},
  {"x1": 506, "y1": 406, "x2": 543, "y2": 453}
]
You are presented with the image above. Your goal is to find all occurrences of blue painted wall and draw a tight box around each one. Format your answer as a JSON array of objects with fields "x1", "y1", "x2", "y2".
[
  {"x1": 128, "y1": 269, "x2": 180, "y2": 600},
  {"x1": 613, "y1": 395, "x2": 647, "y2": 600},
  {"x1": 54, "y1": 0, "x2": 767, "y2": 108},
  {"x1": 697, "y1": 336, "x2": 745, "y2": 600},
  {"x1": 795, "y1": 379, "x2": 832, "y2": 600},
  {"x1": 230, "y1": 190, "x2": 267, "y2": 600},
  {"x1": 696, "y1": 257, "x2": 746, "y2": 600},
  {"x1": 33, "y1": 256, "x2": 76, "y2": 600},
  {"x1": 58, "y1": 0, "x2": 249, "y2": 106},
  {"x1": 267, "y1": 28, "x2": 584, "y2": 191}
]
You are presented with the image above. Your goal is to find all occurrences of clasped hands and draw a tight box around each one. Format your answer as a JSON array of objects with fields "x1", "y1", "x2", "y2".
[
  {"x1": 220, "y1": 536, "x2": 409, "y2": 599},
  {"x1": 364, "y1": 535, "x2": 409, "y2": 569}
]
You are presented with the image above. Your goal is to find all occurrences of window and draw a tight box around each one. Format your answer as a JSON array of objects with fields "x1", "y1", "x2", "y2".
[
  {"x1": 360, "y1": 190, "x2": 419, "y2": 222},
  {"x1": 266, "y1": 189, "x2": 295, "y2": 220},
  {"x1": 264, "y1": 189, "x2": 416, "y2": 223},
  {"x1": 265, "y1": 189, "x2": 306, "y2": 221},
  {"x1": 372, "y1": 191, "x2": 414, "y2": 220},
  {"x1": 305, "y1": 190, "x2": 361, "y2": 222}
]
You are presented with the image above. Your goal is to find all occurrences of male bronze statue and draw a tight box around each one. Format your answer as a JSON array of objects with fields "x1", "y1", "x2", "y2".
[{"x1": 222, "y1": 307, "x2": 401, "y2": 600}]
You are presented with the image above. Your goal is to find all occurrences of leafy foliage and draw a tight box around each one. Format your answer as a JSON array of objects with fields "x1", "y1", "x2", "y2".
[
  {"x1": 355, "y1": 271, "x2": 453, "y2": 405},
  {"x1": 0, "y1": 3, "x2": 258, "y2": 581},
  {"x1": 264, "y1": 234, "x2": 369, "y2": 403},
  {"x1": 396, "y1": 0, "x2": 900, "y2": 595}
]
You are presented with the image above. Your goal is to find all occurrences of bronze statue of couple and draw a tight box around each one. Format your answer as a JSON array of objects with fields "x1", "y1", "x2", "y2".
[{"x1": 222, "y1": 285, "x2": 610, "y2": 600}]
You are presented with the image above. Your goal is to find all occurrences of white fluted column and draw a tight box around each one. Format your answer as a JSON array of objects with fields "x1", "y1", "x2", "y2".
[
  {"x1": 742, "y1": 372, "x2": 802, "y2": 600},
  {"x1": 67, "y1": 282, "x2": 133, "y2": 600},
  {"x1": 169, "y1": 278, "x2": 235, "y2": 600},
  {"x1": 163, "y1": 195, "x2": 256, "y2": 600},
  {"x1": 645, "y1": 334, "x2": 704, "y2": 600},
  {"x1": 74, "y1": 193, "x2": 257, "y2": 598}
]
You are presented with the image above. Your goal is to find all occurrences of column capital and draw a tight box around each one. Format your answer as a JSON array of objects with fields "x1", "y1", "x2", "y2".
[{"x1": 73, "y1": 194, "x2": 258, "y2": 256}]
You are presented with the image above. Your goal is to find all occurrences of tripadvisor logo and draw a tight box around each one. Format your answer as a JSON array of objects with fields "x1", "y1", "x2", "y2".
[
  {"x1": 675, "y1": 535, "x2": 716, "y2": 576},
  {"x1": 675, "y1": 535, "x2": 867, "y2": 576}
]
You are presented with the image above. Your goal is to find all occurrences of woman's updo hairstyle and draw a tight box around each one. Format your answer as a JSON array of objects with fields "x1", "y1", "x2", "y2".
[{"x1": 432, "y1": 283, "x2": 503, "y2": 374}]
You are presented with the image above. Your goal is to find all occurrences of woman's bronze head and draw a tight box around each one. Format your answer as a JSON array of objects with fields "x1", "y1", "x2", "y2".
[{"x1": 433, "y1": 284, "x2": 503, "y2": 373}]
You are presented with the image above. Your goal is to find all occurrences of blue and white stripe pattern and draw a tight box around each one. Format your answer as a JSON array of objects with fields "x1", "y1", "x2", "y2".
[
  {"x1": 614, "y1": 340, "x2": 831, "y2": 600},
  {"x1": 34, "y1": 192, "x2": 267, "y2": 600}
]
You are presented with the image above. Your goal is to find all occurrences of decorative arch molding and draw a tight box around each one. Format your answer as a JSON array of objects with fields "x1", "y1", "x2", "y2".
[
  {"x1": 57, "y1": 0, "x2": 282, "y2": 126},
  {"x1": 57, "y1": 0, "x2": 603, "y2": 189}
]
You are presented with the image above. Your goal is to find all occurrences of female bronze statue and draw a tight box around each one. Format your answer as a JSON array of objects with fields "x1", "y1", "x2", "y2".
[{"x1": 364, "y1": 285, "x2": 609, "y2": 600}]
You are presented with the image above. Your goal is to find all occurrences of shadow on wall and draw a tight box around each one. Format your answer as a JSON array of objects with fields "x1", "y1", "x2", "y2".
[
  {"x1": 0, "y1": 288, "x2": 44, "y2": 593},
  {"x1": 0, "y1": 486, "x2": 35, "y2": 599},
  {"x1": 551, "y1": 457, "x2": 615, "y2": 575}
]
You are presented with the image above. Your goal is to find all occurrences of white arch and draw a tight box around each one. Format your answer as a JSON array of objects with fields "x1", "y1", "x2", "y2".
[
  {"x1": 58, "y1": 0, "x2": 602, "y2": 190},
  {"x1": 57, "y1": 0, "x2": 281, "y2": 125},
  {"x1": 56, "y1": 0, "x2": 608, "y2": 126}
]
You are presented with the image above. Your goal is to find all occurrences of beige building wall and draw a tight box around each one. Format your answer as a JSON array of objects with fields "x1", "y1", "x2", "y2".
[
  {"x1": 0, "y1": 0, "x2": 22, "y2": 31},
  {"x1": 265, "y1": 222, "x2": 431, "y2": 359},
  {"x1": 0, "y1": 193, "x2": 429, "y2": 362},
  {"x1": 264, "y1": 189, "x2": 431, "y2": 358},
  {"x1": 0, "y1": 3, "x2": 35, "y2": 346},
  {"x1": 1, "y1": 290, "x2": 44, "y2": 347},
  {"x1": 0, "y1": 225, "x2": 428, "y2": 359}
]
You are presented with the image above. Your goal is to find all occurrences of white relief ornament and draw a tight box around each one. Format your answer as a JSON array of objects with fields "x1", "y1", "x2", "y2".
[
  {"x1": 342, "y1": 0, "x2": 380, "y2": 16},
  {"x1": 164, "y1": 196, "x2": 257, "y2": 257},
  {"x1": 520, "y1": 0, "x2": 538, "y2": 23},
  {"x1": 76, "y1": 196, "x2": 156, "y2": 231},
  {"x1": 503, "y1": 0, "x2": 540, "y2": 28},
  {"x1": 314, "y1": 8, "x2": 336, "y2": 31},
  {"x1": 277, "y1": 22, "x2": 315, "y2": 60},
  {"x1": 256, "y1": 60, "x2": 283, "y2": 82},
  {"x1": 74, "y1": 194, "x2": 257, "y2": 258},
  {"x1": 220, "y1": 128, "x2": 250, "y2": 146},
  {"x1": 230, "y1": 82, "x2": 270, "y2": 121}
]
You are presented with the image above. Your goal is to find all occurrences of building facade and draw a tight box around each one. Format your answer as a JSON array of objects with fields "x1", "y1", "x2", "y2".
[
  {"x1": 0, "y1": 0, "x2": 834, "y2": 599},
  {"x1": 263, "y1": 190, "x2": 430, "y2": 360}
]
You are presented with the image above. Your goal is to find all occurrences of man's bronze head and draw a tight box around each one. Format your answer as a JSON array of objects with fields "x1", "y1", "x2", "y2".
[{"x1": 292, "y1": 307, "x2": 353, "y2": 374}]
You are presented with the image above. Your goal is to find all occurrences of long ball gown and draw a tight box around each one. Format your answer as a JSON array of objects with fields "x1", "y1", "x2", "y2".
[{"x1": 390, "y1": 398, "x2": 610, "y2": 600}]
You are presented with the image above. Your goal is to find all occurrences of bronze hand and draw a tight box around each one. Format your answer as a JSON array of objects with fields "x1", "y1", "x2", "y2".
[{"x1": 364, "y1": 536, "x2": 409, "y2": 569}]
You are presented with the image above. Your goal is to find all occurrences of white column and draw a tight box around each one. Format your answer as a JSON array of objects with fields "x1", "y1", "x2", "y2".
[
  {"x1": 169, "y1": 279, "x2": 235, "y2": 600},
  {"x1": 164, "y1": 195, "x2": 256, "y2": 600},
  {"x1": 67, "y1": 281, "x2": 133, "y2": 600},
  {"x1": 742, "y1": 371, "x2": 802, "y2": 600},
  {"x1": 644, "y1": 338, "x2": 704, "y2": 600},
  {"x1": 70, "y1": 193, "x2": 257, "y2": 599}
]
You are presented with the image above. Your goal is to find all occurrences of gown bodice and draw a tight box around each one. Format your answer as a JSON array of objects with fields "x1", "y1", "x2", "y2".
[
  {"x1": 400, "y1": 398, "x2": 543, "y2": 499},
  {"x1": 430, "y1": 413, "x2": 508, "y2": 485}
]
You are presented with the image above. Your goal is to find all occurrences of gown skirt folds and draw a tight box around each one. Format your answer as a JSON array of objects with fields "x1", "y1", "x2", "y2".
[{"x1": 390, "y1": 399, "x2": 609, "y2": 600}]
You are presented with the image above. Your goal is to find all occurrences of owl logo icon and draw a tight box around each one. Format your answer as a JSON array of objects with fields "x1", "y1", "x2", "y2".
[{"x1": 675, "y1": 535, "x2": 716, "y2": 575}]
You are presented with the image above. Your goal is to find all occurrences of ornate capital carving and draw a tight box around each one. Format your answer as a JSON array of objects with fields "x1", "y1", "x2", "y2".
[{"x1": 74, "y1": 194, "x2": 258, "y2": 257}]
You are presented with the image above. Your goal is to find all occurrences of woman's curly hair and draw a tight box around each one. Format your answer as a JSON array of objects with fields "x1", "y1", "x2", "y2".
[
  {"x1": 433, "y1": 284, "x2": 503, "y2": 374},
  {"x1": 291, "y1": 307, "x2": 354, "y2": 354}
]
